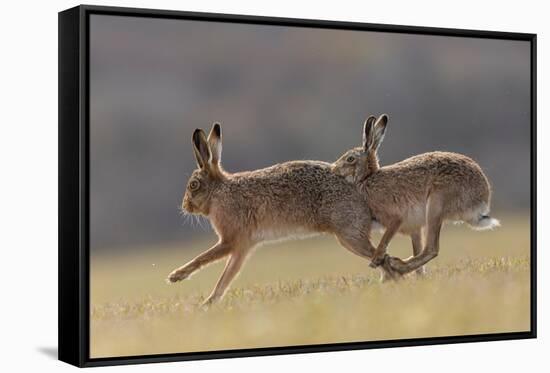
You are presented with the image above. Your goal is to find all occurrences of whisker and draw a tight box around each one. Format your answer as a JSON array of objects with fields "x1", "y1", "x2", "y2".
[
  {"x1": 175, "y1": 200, "x2": 211, "y2": 232},
  {"x1": 197, "y1": 215, "x2": 209, "y2": 231}
]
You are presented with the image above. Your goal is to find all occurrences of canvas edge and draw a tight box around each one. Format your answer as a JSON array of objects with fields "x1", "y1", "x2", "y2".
[
  {"x1": 57, "y1": 4, "x2": 537, "y2": 368},
  {"x1": 58, "y1": 5, "x2": 87, "y2": 368}
]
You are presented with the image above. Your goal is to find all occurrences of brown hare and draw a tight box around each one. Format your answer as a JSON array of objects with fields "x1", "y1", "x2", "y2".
[
  {"x1": 332, "y1": 114, "x2": 500, "y2": 276},
  {"x1": 167, "y1": 123, "x2": 399, "y2": 305}
]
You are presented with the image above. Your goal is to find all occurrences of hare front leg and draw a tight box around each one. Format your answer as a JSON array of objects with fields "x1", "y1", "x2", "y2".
[
  {"x1": 334, "y1": 229, "x2": 401, "y2": 282},
  {"x1": 167, "y1": 241, "x2": 231, "y2": 283},
  {"x1": 202, "y1": 246, "x2": 252, "y2": 306},
  {"x1": 370, "y1": 218, "x2": 402, "y2": 268}
]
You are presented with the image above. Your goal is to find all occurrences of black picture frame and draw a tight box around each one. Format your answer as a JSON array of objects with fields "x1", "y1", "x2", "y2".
[{"x1": 58, "y1": 4, "x2": 537, "y2": 368}]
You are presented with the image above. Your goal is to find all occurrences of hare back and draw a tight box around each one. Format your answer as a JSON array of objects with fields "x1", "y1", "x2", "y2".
[
  {"x1": 209, "y1": 160, "x2": 371, "y2": 241},
  {"x1": 364, "y1": 151, "x2": 492, "y2": 232}
]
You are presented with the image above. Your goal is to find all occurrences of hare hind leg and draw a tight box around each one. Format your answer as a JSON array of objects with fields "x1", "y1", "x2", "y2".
[
  {"x1": 202, "y1": 245, "x2": 253, "y2": 306},
  {"x1": 385, "y1": 229, "x2": 425, "y2": 276},
  {"x1": 167, "y1": 241, "x2": 231, "y2": 283},
  {"x1": 411, "y1": 230, "x2": 427, "y2": 276},
  {"x1": 389, "y1": 194, "x2": 444, "y2": 275}
]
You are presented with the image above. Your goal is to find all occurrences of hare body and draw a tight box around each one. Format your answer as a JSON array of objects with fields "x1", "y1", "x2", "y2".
[
  {"x1": 364, "y1": 151, "x2": 495, "y2": 234},
  {"x1": 203, "y1": 161, "x2": 379, "y2": 250},
  {"x1": 168, "y1": 123, "x2": 398, "y2": 305},
  {"x1": 332, "y1": 115, "x2": 499, "y2": 275}
]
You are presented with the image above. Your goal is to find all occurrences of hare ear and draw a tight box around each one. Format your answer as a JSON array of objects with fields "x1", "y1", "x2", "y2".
[
  {"x1": 192, "y1": 129, "x2": 211, "y2": 169},
  {"x1": 372, "y1": 114, "x2": 388, "y2": 150},
  {"x1": 207, "y1": 122, "x2": 222, "y2": 166},
  {"x1": 363, "y1": 115, "x2": 377, "y2": 152}
]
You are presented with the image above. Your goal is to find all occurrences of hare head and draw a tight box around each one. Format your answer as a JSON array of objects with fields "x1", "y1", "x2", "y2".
[
  {"x1": 182, "y1": 123, "x2": 225, "y2": 215},
  {"x1": 332, "y1": 114, "x2": 388, "y2": 182}
]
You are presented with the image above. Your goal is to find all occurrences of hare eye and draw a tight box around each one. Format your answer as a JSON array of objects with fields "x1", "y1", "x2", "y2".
[
  {"x1": 346, "y1": 156, "x2": 355, "y2": 163},
  {"x1": 189, "y1": 180, "x2": 200, "y2": 191}
]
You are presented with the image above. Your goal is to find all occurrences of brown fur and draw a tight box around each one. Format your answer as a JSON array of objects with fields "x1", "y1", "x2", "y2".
[
  {"x1": 332, "y1": 114, "x2": 499, "y2": 275},
  {"x1": 168, "y1": 123, "x2": 400, "y2": 306}
]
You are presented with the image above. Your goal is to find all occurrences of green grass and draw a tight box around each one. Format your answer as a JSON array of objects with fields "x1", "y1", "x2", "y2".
[{"x1": 90, "y1": 214, "x2": 531, "y2": 358}]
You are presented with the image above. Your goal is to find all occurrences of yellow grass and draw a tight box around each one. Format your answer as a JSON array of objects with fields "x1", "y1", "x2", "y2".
[{"x1": 90, "y1": 215, "x2": 531, "y2": 358}]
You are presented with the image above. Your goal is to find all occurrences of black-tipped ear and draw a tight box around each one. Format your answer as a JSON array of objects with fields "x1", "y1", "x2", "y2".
[
  {"x1": 363, "y1": 115, "x2": 377, "y2": 152},
  {"x1": 372, "y1": 114, "x2": 388, "y2": 150},
  {"x1": 207, "y1": 122, "x2": 222, "y2": 165},
  {"x1": 213, "y1": 123, "x2": 221, "y2": 137},
  {"x1": 192, "y1": 129, "x2": 211, "y2": 169}
]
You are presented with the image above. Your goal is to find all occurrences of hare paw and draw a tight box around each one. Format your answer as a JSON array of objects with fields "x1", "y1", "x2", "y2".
[
  {"x1": 387, "y1": 256, "x2": 407, "y2": 274},
  {"x1": 167, "y1": 268, "x2": 192, "y2": 283},
  {"x1": 201, "y1": 296, "x2": 217, "y2": 309},
  {"x1": 369, "y1": 252, "x2": 387, "y2": 268},
  {"x1": 380, "y1": 256, "x2": 402, "y2": 280}
]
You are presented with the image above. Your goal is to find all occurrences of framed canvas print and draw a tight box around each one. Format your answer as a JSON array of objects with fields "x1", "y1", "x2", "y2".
[{"x1": 58, "y1": 5, "x2": 537, "y2": 367}]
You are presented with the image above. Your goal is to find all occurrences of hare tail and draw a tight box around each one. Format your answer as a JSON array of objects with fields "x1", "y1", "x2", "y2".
[{"x1": 468, "y1": 215, "x2": 501, "y2": 231}]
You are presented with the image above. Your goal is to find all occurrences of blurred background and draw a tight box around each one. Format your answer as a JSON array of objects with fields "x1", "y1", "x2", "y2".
[{"x1": 89, "y1": 15, "x2": 530, "y2": 253}]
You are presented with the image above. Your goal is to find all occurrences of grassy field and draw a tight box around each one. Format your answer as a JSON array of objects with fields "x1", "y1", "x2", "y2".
[{"x1": 90, "y1": 215, "x2": 531, "y2": 358}]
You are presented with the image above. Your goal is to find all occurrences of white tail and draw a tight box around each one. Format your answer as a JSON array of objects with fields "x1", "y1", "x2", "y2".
[{"x1": 470, "y1": 215, "x2": 501, "y2": 231}]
